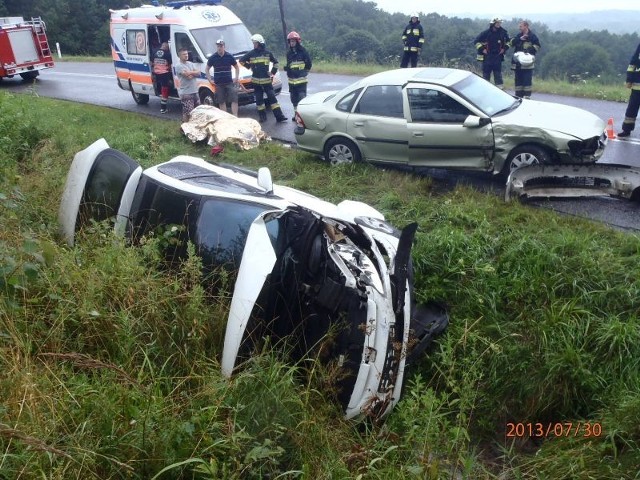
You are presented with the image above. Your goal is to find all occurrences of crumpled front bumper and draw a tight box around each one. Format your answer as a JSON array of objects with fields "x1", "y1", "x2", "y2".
[{"x1": 505, "y1": 163, "x2": 640, "y2": 201}]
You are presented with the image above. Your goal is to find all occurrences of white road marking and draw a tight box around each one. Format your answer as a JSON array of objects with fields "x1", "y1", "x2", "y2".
[
  {"x1": 612, "y1": 137, "x2": 640, "y2": 146},
  {"x1": 45, "y1": 71, "x2": 115, "y2": 79}
]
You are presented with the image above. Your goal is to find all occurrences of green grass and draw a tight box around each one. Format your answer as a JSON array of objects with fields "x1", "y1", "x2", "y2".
[{"x1": 2, "y1": 90, "x2": 640, "y2": 479}]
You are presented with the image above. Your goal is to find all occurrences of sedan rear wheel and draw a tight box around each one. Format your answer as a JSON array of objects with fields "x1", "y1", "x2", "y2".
[
  {"x1": 324, "y1": 137, "x2": 361, "y2": 166},
  {"x1": 504, "y1": 145, "x2": 551, "y2": 176}
]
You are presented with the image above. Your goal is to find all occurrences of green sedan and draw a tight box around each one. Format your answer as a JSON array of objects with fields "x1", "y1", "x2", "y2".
[{"x1": 294, "y1": 68, "x2": 608, "y2": 176}]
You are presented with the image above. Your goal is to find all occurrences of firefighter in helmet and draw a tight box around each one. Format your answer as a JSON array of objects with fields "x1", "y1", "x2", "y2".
[
  {"x1": 509, "y1": 20, "x2": 541, "y2": 99},
  {"x1": 474, "y1": 17, "x2": 510, "y2": 89},
  {"x1": 239, "y1": 33, "x2": 287, "y2": 123},
  {"x1": 618, "y1": 42, "x2": 640, "y2": 138},
  {"x1": 284, "y1": 31, "x2": 312, "y2": 121},
  {"x1": 400, "y1": 13, "x2": 424, "y2": 68}
]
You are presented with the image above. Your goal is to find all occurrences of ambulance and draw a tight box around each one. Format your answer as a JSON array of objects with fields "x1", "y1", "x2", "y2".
[
  {"x1": 109, "y1": 0, "x2": 282, "y2": 108},
  {"x1": 0, "y1": 16, "x2": 54, "y2": 81}
]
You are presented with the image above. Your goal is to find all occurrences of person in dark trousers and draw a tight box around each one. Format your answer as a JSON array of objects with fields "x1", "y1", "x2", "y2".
[
  {"x1": 400, "y1": 13, "x2": 424, "y2": 68},
  {"x1": 153, "y1": 42, "x2": 172, "y2": 113},
  {"x1": 618, "y1": 42, "x2": 640, "y2": 138},
  {"x1": 284, "y1": 31, "x2": 312, "y2": 121},
  {"x1": 509, "y1": 20, "x2": 540, "y2": 99},
  {"x1": 206, "y1": 39, "x2": 240, "y2": 116},
  {"x1": 239, "y1": 34, "x2": 287, "y2": 123},
  {"x1": 474, "y1": 17, "x2": 510, "y2": 89}
]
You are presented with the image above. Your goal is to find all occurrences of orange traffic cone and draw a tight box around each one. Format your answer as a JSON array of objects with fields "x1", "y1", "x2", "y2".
[{"x1": 606, "y1": 118, "x2": 616, "y2": 139}]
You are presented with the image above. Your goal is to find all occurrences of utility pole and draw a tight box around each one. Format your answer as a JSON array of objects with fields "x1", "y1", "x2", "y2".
[{"x1": 277, "y1": 0, "x2": 288, "y2": 49}]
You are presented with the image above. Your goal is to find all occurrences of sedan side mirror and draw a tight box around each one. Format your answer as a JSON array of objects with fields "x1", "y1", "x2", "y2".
[{"x1": 463, "y1": 115, "x2": 490, "y2": 128}]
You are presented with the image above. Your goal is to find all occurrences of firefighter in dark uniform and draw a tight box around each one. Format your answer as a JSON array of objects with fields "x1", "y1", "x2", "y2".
[
  {"x1": 509, "y1": 20, "x2": 541, "y2": 99},
  {"x1": 239, "y1": 34, "x2": 286, "y2": 123},
  {"x1": 474, "y1": 18, "x2": 509, "y2": 89},
  {"x1": 284, "y1": 31, "x2": 312, "y2": 121},
  {"x1": 618, "y1": 42, "x2": 640, "y2": 138},
  {"x1": 400, "y1": 13, "x2": 424, "y2": 68}
]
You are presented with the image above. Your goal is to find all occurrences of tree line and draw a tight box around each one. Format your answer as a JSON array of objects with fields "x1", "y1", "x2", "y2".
[{"x1": 2, "y1": 0, "x2": 638, "y2": 82}]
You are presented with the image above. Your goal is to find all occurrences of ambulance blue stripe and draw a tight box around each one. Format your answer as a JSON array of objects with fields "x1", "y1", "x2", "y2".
[{"x1": 114, "y1": 60, "x2": 152, "y2": 73}]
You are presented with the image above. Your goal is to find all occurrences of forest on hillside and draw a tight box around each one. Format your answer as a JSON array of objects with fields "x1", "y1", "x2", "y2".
[{"x1": 1, "y1": 0, "x2": 639, "y2": 82}]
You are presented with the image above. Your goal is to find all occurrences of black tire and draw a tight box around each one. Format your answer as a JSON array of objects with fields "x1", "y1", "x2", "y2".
[
  {"x1": 503, "y1": 144, "x2": 551, "y2": 177},
  {"x1": 323, "y1": 137, "x2": 361, "y2": 166},
  {"x1": 131, "y1": 90, "x2": 149, "y2": 105},
  {"x1": 20, "y1": 71, "x2": 39, "y2": 81},
  {"x1": 199, "y1": 89, "x2": 216, "y2": 106}
]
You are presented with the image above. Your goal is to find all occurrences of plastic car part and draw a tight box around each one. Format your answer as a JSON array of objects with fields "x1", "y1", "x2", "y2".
[{"x1": 505, "y1": 163, "x2": 640, "y2": 201}]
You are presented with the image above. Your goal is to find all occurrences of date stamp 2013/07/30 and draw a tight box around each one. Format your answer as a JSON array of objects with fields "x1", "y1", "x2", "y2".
[{"x1": 506, "y1": 422, "x2": 603, "y2": 438}]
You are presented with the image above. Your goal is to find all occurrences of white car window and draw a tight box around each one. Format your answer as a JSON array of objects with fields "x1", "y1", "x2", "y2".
[
  {"x1": 354, "y1": 85, "x2": 404, "y2": 118},
  {"x1": 408, "y1": 88, "x2": 471, "y2": 123}
]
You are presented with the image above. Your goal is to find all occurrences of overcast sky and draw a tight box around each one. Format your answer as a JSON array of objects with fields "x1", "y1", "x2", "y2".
[{"x1": 372, "y1": 0, "x2": 638, "y2": 17}]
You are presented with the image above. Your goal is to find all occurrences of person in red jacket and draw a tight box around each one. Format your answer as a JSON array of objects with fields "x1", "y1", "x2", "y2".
[{"x1": 152, "y1": 42, "x2": 172, "y2": 114}]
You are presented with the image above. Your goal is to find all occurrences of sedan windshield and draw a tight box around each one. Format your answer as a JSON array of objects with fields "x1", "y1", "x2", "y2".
[
  {"x1": 452, "y1": 74, "x2": 518, "y2": 116},
  {"x1": 191, "y1": 24, "x2": 253, "y2": 57}
]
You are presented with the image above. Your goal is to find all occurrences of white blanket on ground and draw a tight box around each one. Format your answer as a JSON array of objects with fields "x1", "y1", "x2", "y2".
[{"x1": 181, "y1": 105, "x2": 270, "y2": 150}]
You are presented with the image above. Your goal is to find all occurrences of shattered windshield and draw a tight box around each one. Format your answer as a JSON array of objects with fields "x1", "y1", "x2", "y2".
[
  {"x1": 452, "y1": 74, "x2": 518, "y2": 116},
  {"x1": 190, "y1": 24, "x2": 253, "y2": 58}
]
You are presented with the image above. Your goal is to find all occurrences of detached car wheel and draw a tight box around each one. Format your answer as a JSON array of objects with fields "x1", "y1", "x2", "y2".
[
  {"x1": 505, "y1": 145, "x2": 551, "y2": 175},
  {"x1": 324, "y1": 138, "x2": 361, "y2": 165}
]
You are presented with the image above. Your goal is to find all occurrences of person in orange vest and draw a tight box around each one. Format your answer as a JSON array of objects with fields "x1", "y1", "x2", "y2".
[
  {"x1": 618, "y1": 42, "x2": 640, "y2": 138},
  {"x1": 153, "y1": 42, "x2": 173, "y2": 114},
  {"x1": 400, "y1": 13, "x2": 424, "y2": 68}
]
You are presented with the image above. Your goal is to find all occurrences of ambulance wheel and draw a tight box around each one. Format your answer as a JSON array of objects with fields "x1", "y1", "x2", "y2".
[
  {"x1": 131, "y1": 91, "x2": 149, "y2": 105},
  {"x1": 199, "y1": 89, "x2": 217, "y2": 106},
  {"x1": 20, "y1": 71, "x2": 39, "y2": 81}
]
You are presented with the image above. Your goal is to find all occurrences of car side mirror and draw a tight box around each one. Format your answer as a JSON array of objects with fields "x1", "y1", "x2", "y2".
[
  {"x1": 463, "y1": 115, "x2": 487, "y2": 128},
  {"x1": 257, "y1": 167, "x2": 273, "y2": 193}
]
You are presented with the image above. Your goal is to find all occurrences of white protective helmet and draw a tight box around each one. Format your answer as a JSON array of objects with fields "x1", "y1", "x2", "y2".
[
  {"x1": 513, "y1": 51, "x2": 535, "y2": 67},
  {"x1": 490, "y1": 17, "x2": 503, "y2": 24},
  {"x1": 410, "y1": 12, "x2": 419, "y2": 19},
  {"x1": 251, "y1": 33, "x2": 265, "y2": 44}
]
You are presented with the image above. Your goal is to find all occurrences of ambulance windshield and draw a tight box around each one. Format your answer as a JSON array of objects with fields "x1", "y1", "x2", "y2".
[{"x1": 191, "y1": 24, "x2": 253, "y2": 57}]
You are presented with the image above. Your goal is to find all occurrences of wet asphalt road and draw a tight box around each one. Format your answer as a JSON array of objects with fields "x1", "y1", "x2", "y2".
[{"x1": 2, "y1": 62, "x2": 640, "y2": 231}]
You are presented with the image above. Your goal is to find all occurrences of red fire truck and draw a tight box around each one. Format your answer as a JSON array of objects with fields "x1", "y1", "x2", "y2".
[{"x1": 0, "y1": 16, "x2": 54, "y2": 81}]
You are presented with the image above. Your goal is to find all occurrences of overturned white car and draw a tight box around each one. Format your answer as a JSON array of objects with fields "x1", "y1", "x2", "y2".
[{"x1": 58, "y1": 139, "x2": 447, "y2": 419}]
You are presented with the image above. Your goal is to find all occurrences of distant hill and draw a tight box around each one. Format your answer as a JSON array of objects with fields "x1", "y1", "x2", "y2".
[
  {"x1": 458, "y1": 10, "x2": 640, "y2": 33},
  {"x1": 527, "y1": 10, "x2": 640, "y2": 33},
  {"x1": 456, "y1": 10, "x2": 638, "y2": 34}
]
